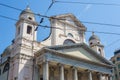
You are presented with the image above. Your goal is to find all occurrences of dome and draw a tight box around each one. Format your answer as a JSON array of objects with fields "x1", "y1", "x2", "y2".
[
  {"x1": 2, "y1": 45, "x2": 12, "y2": 56},
  {"x1": 20, "y1": 6, "x2": 34, "y2": 16},
  {"x1": 89, "y1": 32, "x2": 100, "y2": 41}
]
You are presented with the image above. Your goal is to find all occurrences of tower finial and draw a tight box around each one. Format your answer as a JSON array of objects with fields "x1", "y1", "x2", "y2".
[
  {"x1": 26, "y1": 5, "x2": 30, "y2": 10},
  {"x1": 92, "y1": 31, "x2": 94, "y2": 35},
  {"x1": 26, "y1": 0, "x2": 30, "y2": 10}
]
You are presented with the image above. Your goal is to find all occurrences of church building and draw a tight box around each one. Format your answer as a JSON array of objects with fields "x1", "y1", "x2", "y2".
[{"x1": 0, "y1": 6, "x2": 114, "y2": 80}]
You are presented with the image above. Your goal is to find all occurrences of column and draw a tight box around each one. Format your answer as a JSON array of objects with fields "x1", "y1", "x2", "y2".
[
  {"x1": 50, "y1": 67, "x2": 55, "y2": 80},
  {"x1": 43, "y1": 61, "x2": 49, "y2": 80},
  {"x1": 108, "y1": 75, "x2": 112, "y2": 80},
  {"x1": 73, "y1": 67, "x2": 78, "y2": 80},
  {"x1": 98, "y1": 73, "x2": 102, "y2": 80},
  {"x1": 59, "y1": 64, "x2": 64, "y2": 80},
  {"x1": 88, "y1": 70, "x2": 92, "y2": 80}
]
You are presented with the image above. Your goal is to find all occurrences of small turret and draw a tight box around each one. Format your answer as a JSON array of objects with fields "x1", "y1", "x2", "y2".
[{"x1": 89, "y1": 32, "x2": 105, "y2": 57}]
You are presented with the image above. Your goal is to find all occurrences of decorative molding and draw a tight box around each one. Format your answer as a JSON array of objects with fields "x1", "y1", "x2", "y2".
[{"x1": 59, "y1": 34, "x2": 67, "y2": 38}]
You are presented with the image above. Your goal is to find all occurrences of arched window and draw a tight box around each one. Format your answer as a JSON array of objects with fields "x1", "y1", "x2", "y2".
[
  {"x1": 28, "y1": 17, "x2": 32, "y2": 20},
  {"x1": 3, "y1": 63, "x2": 9, "y2": 73},
  {"x1": 67, "y1": 33, "x2": 73, "y2": 38},
  {"x1": 90, "y1": 42, "x2": 93, "y2": 45},
  {"x1": 27, "y1": 26, "x2": 32, "y2": 34},
  {"x1": 98, "y1": 48, "x2": 101, "y2": 54},
  {"x1": 63, "y1": 39, "x2": 75, "y2": 45}
]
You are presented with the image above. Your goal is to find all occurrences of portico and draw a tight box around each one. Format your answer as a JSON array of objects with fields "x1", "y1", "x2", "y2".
[
  {"x1": 37, "y1": 61, "x2": 112, "y2": 80},
  {"x1": 35, "y1": 43, "x2": 113, "y2": 80}
]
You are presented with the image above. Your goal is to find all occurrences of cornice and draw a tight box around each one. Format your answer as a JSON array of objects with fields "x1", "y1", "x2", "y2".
[
  {"x1": 45, "y1": 48, "x2": 113, "y2": 68},
  {"x1": 16, "y1": 18, "x2": 38, "y2": 26},
  {"x1": 35, "y1": 46, "x2": 113, "y2": 68}
]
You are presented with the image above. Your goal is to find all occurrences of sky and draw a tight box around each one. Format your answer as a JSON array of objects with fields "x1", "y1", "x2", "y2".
[{"x1": 0, "y1": 0, "x2": 120, "y2": 59}]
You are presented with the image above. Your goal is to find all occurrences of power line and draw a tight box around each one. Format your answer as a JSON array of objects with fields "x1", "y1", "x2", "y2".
[
  {"x1": 0, "y1": 2, "x2": 50, "y2": 18},
  {"x1": 0, "y1": 14, "x2": 18, "y2": 21},
  {"x1": 1, "y1": 14, "x2": 120, "y2": 36},
  {"x1": 106, "y1": 39, "x2": 120, "y2": 48},
  {"x1": 45, "y1": 0, "x2": 56, "y2": 15},
  {"x1": 0, "y1": 3, "x2": 22, "y2": 11},
  {"x1": 87, "y1": 31, "x2": 120, "y2": 35},
  {"x1": 39, "y1": 24, "x2": 120, "y2": 35},
  {"x1": 1, "y1": 2, "x2": 120, "y2": 29},
  {"x1": 55, "y1": 0, "x2": 120, "y2": 7},
  {"x1": 81, "y1": 21, "x2": 120, "y2": 28}
]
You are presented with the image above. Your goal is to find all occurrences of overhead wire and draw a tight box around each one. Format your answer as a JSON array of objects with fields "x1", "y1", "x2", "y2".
[
  {"x1": 1, "y1": 2, "x2": 120, "y2": 36},
  {"x1": 1, "y1": 14, "x2": 120, "y2": 36},
  {"x1": 106, "y1": 39, "x2": 120, "y2": 48},
  {"x1": 1, "y1": 2, "x2": 120, "y2": 29},
  {"x1": 45, "y1": 0, "x2": 56, "y2": 15},
  {"x1": 1, "y1": 2, "x2": 120, "y2": 28},
  {"x1": 0, "y1": 14, "x2": 18, "y2": 21},
  {"x1": 55, "y1": 0, "x2": 120, "y2": 7}
]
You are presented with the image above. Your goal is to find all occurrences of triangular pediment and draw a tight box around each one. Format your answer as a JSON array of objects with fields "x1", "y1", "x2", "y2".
[
  {"x1": 46, "y1": 43, "x2": 112, "y2": 65},
  {"x1": 58, "y1": 47, "x2": 101, "y2": 63},
  {"x1": 50, "y1": 13, "x2": 86, "y2": 30}
]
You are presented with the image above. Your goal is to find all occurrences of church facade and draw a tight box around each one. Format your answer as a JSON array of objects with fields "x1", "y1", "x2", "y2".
[{"x1": 0, "y1": 6, "x2": 114, "y2": 80}]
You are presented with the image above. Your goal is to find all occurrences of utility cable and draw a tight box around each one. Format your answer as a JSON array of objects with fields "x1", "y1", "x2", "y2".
[
  {"x1": 55, "y1": 0, "x2": 120, "y2": 7},
  {"x1": 45, "y1": 0, "x2": 56, "y2": 15},
  {"x1": 1, "y1": 2, "x2": 120, "y2": 28},
  {"x1": 0, "y1": 14, "x2": 18, "y2": 21},
  {"x1": 106, "y1": 39, "x2": 120, "y2": 48},
  {"x1": 1, "y1": 14, "x2": 120, "y2": 36},
  {"x1": 81, "y1": 21, "x2": 120, "y2": 28}
]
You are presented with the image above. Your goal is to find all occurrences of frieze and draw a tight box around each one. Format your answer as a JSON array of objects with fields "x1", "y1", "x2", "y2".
[{"x1": 39, "y1": 52, "x2": 112, "y2": 75}]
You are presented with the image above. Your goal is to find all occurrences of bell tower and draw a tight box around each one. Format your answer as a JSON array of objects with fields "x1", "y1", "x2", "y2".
[
  {"x1": 8, "y1": 6, "x2": 38, "y2": 80},
  {"x1": 15, "y1": 6, "x2": 38, "y2": 41},
  {"x1": 12, "y1": 6, "x2": 38, "y2": 56},
  {"x1": 89, "y1": 32, "x2": 105, "y2": 57}
]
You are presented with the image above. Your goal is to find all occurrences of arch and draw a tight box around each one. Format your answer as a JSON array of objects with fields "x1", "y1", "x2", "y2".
[
  {"x1": 3, "y1": 63, "x2": 9, "y2": 73},
  {"x1": 63, "y1": 39, "x2": 75, "y2": 45},
  {"x1": 98, "y1": 48, "x2": 101, "y2": 54},
  {"x1": 67, "y1": 33, "x2": 73, "y2": 38},
  {"x1": 90, "y1": 42, "x2": 93, "y2": 45},
  {"x1": 28, "y1": 17, "x2": 33, "y2": 20}
]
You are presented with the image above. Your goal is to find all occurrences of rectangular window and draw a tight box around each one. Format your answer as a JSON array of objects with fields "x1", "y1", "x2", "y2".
[
  {"x1": 27, "y1": 26, "x2": 32, "y2": 34},
  {"x1": 17, "y1": 27, "x2": 20, "y2": 35},
  {"x1": 117, "y1": 57, "x2": 120, "y2": 61}
]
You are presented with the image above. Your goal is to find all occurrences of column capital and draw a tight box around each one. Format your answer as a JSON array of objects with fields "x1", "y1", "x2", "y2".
[
  {"x1": 50, "y1": 66, "x2": 56, "y2": 71},
  {"x1": 57, "y1": 63, "x2": 64, "y2": 67},
  {"x1": 96, "y1": 72, "x2": 103, "y2": 75},
  {"x1": 71, "y1": 66, "x2": 78, "y2": 70},
  {"x1": 86, "y1": 70, "x2": 93, "y2": 80},
  {"x1": 85, "y1": 69, "x2": 92, "y2": 73},
  {"x1": 108, "y1": 74, "x2": 113, "y2": 77}
]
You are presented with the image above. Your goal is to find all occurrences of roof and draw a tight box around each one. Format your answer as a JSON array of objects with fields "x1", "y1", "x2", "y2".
[
  {"x1": 50, "y1": 13, "x2": 87, "y2": 31},
  {"x1": 20, "y1": 6, "x2": 34, "y2": 16},
  {"x1": 1, "y1": 45, "x2": 12, "y2": 57},
  {"x1": 35, "y1": 43, "x2": 113, "y2": 67},
  {"x1": 89, "y1": 32, "x2": 100, "y2": 41}
]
